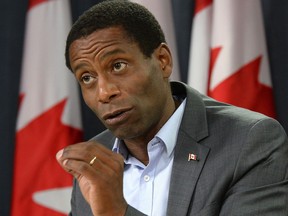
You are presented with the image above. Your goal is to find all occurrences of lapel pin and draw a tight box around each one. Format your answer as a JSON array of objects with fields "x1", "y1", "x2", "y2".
[{"x1": 188, "y1": 153, "x2": 198, "y2": 161}]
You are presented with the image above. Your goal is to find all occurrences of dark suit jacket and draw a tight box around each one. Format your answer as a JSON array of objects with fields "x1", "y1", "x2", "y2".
[{"x1": 70, "y1": 81, "x2": 288, "y2": 216}]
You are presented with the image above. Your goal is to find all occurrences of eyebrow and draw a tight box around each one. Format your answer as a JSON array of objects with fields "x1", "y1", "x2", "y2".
[
  {"x1": 73, "y1": 62, "x2": 88, "y2": 75},
  {"x1": 72, "y1": 48, "x2": 127, "y2": 74}
]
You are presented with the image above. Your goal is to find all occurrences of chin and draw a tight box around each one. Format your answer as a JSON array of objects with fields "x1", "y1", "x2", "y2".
[{"x1": 111, "y1": 128, "x2": 141, "y2": 140}]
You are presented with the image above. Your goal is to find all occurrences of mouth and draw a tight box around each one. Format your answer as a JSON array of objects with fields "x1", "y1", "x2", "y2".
[{"x1": 102, "y1": 108, "x2": 132, "y2": 126}]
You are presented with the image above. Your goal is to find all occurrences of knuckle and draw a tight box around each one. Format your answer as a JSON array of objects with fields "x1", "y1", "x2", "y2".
[
  {"x1": 78, "y1": 162, "x2": 90, "y2": 172},
  {"x1": 111, "y1": 158, "x2": 124, "y2": 173},
  {"x1": 62, "y1": 147, "x2": 70, "y2": 157}
]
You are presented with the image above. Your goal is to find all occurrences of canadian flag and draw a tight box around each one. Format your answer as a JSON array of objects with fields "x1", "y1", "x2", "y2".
[
  {"x1": 11, "y1": 0, "x2": 82, "y2": 215},
  {"x1": 188, "y1": 0, "x2": 276, "y2": 118},
  {"x1": 131, "y1": 0, "x2": 181, "y2": 81}
]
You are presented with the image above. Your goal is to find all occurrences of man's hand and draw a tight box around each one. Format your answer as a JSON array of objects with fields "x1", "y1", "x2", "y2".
[{"x1": 56, "y1": 141, "x2": 127, "y2": 216}]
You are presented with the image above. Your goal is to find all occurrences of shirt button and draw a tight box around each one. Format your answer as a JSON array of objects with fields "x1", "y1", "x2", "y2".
[{"x1": 144, "y1": 175, "x2": 150, "y2": 182}]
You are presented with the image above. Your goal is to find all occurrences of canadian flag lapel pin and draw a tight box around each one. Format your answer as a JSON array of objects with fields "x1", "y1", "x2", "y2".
[{"x1": 188, "y1": 153, "x2": 198, "y2": 161}]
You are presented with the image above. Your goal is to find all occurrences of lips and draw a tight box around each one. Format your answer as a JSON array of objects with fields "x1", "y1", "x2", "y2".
[{"x1": 102, "y1": 108, "x2": 132, "y2": 125}]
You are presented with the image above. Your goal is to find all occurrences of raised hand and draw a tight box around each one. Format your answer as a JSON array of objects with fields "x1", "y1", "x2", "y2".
[{"x1": 56, "y1": 141, "x2": 127, "y2": 216}]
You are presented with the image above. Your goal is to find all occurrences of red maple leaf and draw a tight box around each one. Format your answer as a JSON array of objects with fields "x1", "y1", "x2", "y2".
[
  {"x1": 11, "y1": 98, "x2": 83, "y2": 216},
  {"x1": 194, "y1": 0, "x2": 213, "y2": 15},
  {"x1": 208, "y1": 47, "x2": 276, "y2": 118},
  {"x1": 28, "y1": 0, "x2": 48, "y2": 10}
]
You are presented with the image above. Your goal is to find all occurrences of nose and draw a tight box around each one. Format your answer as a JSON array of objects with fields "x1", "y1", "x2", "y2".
[{"x1": 97, "y1": 76, "x2": 120, "y2": 103}]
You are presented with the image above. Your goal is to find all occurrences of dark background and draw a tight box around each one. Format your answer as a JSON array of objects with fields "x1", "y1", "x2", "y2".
[{"x1": 1, "y1": 0, "x2": 288, "y2": 215}]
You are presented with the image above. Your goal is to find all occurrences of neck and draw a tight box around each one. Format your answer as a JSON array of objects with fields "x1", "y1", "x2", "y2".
[
  {"x1": 123, "y1": 96, "x2": 181, "y2": 165},
  {"x1": 124, "y1": 139, "x2": 150, "y2": 165}
]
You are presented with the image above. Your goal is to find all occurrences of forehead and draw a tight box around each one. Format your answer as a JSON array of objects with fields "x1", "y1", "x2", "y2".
[{"x1": 70, "y1": 27, "x2": 134, "y2": 54}]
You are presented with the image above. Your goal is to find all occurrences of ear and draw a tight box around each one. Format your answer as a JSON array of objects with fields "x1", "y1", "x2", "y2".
[{"x1": 155, "y1": 43, "x2": 173, "y2": 79}]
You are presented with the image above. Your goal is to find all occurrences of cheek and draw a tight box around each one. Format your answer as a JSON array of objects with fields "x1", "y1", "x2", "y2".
[
  {"x1": 128, "y1": 66, "x2": 161, "y2": 95},
  {"x1": 125, "y1": 80, "x2": 152, "y2": 104},
  {"x1": 81, "y1": 89, "x2": 98, "y2": 112},
  {"x1": 129, "y1": 74, "x2": 165, "y2": 108}
]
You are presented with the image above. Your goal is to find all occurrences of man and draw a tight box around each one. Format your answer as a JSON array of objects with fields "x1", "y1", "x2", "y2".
[{"x1": 56, "y1": 0, "x2": 288, "y2": 215}]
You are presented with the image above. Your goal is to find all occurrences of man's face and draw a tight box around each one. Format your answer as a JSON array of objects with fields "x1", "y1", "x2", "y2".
[{"x1": 69, "y1": 27, "x2": 173, "y2": 140}]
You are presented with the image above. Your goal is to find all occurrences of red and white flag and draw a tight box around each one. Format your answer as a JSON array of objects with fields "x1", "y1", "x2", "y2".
[
  {"x1": 11, "y1": 0, "x2": 82, "y2": 215},
  {"x1": 131, "y1": 0, "x2": 181, "y2": 81},
  {"x1": 188, "y1": 0, "x2": 276, "y2": 118}
]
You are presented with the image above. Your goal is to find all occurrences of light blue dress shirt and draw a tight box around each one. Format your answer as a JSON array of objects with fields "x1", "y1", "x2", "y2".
[{"x1": 112, "y1": 99, "x2": 186, "y2": 216}]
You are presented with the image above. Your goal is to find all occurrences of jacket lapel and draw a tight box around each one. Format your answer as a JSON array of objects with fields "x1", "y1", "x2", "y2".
[
  {"x1": 167, "y1": 82, "x2": 210, "y2": 216},
  {"x1": 166, "y1": 134, "x2": 210, "y2": 216}
]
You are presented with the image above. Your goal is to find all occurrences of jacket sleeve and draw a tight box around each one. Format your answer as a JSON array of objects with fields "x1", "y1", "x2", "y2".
[
  {"x1": 125, "y1": 205, "x2": 147, "y2": 216},
  {"x1": 69, "y1": 178, "x2": 147, "y2": 216},
  {"x1": 219, "y1": 118, "x2": 288, "y2": 215}
]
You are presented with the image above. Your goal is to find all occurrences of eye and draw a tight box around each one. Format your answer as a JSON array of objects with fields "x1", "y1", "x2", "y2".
[
  {"x1": 80, "y1": 74, "x2": 95, "y2": 85},
  {"x1": 113, "y1": 62, "x2": 127, "y2": 72}
]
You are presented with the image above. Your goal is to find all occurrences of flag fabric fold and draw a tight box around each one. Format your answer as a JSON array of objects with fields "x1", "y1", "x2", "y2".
[
  {"x1": 11, "y1": 0, "x2": 82, "y2": 215},
  {"x1": 188, "y1": 0, "x2": 276, "y2": 118}
]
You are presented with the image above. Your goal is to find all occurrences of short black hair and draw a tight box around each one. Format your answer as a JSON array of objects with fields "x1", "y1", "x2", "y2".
[{"x1": 65, "y1": 0, "x2": 166, "y2": 70}]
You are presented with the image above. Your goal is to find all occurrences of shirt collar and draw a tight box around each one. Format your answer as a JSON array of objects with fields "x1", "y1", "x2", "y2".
[
  {"x1": 112, "y1": 98, "x2": 186, "y2": 159},
  {"x1": 156, "y1": 98, "x2": 186, "y2": 156}
]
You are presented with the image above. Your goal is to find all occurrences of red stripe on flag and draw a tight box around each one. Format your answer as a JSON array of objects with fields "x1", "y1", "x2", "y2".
[{"x1": 194, "y1": 0, "x2": 213, "y2": 15}]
